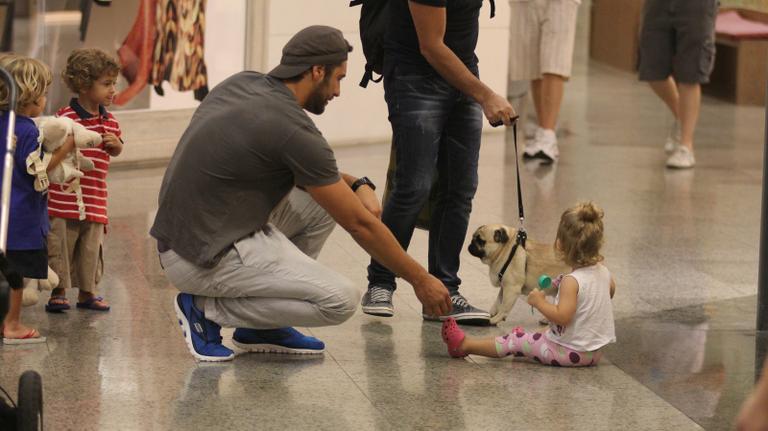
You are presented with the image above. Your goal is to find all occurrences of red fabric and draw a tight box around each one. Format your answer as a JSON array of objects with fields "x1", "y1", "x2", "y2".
[
  {"x1": 115, "y1": 0, "x2": 158, "y2": 105},
  {"x1": 716, "y1": 10, "x2": 768, "y2": 39},
  {"x1": 47, "y1": 107, "x2": 122, "y2": 225}
]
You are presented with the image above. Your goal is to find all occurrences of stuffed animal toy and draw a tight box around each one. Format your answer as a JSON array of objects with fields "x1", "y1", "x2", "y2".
[
  {"x1": 36, "y1": 117, "x2": 101, "y2": 185},
  {"x1": 21, "y1": 266, "x2": 60, "y2": 307},
  {"x1": 27, "y1": 117, "x2": 102, "y2": 219}
]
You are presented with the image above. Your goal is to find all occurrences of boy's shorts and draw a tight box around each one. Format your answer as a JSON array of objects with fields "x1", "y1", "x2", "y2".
[
  {"x1": 6, "y1": 247, "x2": 47, "y2": 279},
  {"x1": 508, "y1": 0, "x2": 581, "y2": 81},
  {"x1": 638, "y1": 0, "x2": 719, "y2": 84}
]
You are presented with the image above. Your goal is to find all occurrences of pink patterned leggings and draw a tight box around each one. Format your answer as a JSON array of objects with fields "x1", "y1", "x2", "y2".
[{"x1": 495, "y1": 328, "x2": 603, "y2": 367}]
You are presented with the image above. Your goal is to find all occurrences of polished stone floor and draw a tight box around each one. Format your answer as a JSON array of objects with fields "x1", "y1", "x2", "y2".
[
  {"x1": 1, "y1": 58, "x2": 765, "y2": 428},
  {"x1": 3, "y1": 17, "x2": 768, "y2": 431}
]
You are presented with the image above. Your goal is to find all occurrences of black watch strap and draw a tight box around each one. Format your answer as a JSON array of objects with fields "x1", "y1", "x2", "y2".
[{"x1": 351, "y1": 176, "x2": 376, "y2": 192}]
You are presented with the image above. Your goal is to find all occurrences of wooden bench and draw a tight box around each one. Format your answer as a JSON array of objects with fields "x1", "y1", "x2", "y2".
[{"x1": 706, "y1": 9, "x2": 768, "y2": 105}]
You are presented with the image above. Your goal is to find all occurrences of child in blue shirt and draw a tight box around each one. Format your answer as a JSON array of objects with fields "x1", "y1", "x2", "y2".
[{"x1": 0, "y1": 54, "x2": 74, "y2": 344}]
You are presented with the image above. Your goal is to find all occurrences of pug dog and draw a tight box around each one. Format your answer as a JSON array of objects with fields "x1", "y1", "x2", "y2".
[{"x1": 468, "y1": 224, "x2": 570, "y2": 325}]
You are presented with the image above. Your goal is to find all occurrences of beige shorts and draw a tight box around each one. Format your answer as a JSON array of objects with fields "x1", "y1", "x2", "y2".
[
  {"x1": 508, "y1": 0, "x2": 580, "y2": 80},
  {"x1": 47, "y1": 217, "x2": 104, "y2": 293}
]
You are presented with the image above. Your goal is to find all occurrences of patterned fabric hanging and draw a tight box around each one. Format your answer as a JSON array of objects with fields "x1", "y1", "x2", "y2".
[
  {"x1": 151, "y1": 0, "x2": 209, "y2": 101},
  {"x1": 115, "y1": 0, "x2": 209, "y2": 105}
]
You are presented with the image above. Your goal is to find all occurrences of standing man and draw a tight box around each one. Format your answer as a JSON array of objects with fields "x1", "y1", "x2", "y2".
[
  {"x1": 151, "y1": 26, "x2": 452, "y2": 362},
  {"x1": 638, "y1": 0, "x2": 718, "y2": 169},
  {"x1": 362, "y1": 0, "x2": 516, "y2": 325},
  {"x1": 510, "y1": 0, "x2": 581, "y2": 163}
]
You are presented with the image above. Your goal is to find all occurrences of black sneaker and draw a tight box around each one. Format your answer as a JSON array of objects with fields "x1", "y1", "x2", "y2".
[
  {"x1": 361, "y1": 286, "x2": 394, "y2": 317},
  {"x1": 423, "y1": 293, "x2": 490, "y2": 326}
]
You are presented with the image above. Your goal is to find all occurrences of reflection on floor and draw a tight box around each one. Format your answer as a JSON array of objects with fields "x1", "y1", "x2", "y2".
[{"x1": 607, "y1": 295, "x2": 766, "y2": 431}]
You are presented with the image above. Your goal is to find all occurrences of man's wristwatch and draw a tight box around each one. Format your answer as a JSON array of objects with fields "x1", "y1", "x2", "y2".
[{"x1": 351, "y1": 176, "x2": 376, "y2": 192}]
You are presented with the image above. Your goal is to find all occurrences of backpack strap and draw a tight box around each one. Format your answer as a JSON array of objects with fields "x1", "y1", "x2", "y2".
[
  {"x1": 359, "y1": 64, "x2": 384, "y2": 88},
  {"x1": 25, "y1": 142, "x2": 51, "y2": 193}
]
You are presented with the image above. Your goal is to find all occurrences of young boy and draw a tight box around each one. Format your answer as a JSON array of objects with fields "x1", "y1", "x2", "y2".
[
  {"x1": 46, "y1": 48, "x2": 123, "y2": 312},
  {"x1": 0, "y1": 53, "x2": 75, "y2": 342}
]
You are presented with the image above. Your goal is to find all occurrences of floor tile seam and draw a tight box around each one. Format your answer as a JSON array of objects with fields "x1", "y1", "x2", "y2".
[
  {"x1": 321, "y1": 345, "x2": 399, "y2": 430},
  {"x1": 596, "y1": 363, "x2": 708, "y2": 430},
  {"x1": 620, "y1": 293, "x2": 751, "y2": 318},
  {"x1": 615, "y1": 294, "x2": 759, "y2": 323}
]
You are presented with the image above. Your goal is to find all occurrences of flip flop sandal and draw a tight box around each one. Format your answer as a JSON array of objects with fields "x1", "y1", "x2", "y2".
[
  {"x1": 76, "y1": 296, "x2": 110, "y2": 312},
  {"x1": 3, "y1": 329, "x2": 47, "y2": 345},
  {"x1": 45, "y1": 295, "x2": 71, "y2": 313}
]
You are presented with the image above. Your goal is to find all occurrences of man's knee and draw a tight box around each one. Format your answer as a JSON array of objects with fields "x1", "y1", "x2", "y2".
[{"x1": 321, "y1": 276, "x2": 360, "y2": 325}]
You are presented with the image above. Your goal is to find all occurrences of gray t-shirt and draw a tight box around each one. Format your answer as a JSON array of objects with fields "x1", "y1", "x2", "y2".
[{"x1": 150, "y1": 72, "x2": 340, "y2": 268}]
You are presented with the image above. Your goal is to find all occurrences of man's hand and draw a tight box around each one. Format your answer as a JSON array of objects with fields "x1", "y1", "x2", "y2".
[
  {"x1": 481, "y1": 92, "x2": 516, "y2": 127},
  {"x1": 102, "y1": 133, "x2": 123, "y2": 157},
  {"x1": 354, "y1": 185, "x2": 382, "y2": 218},
  {"x1": 412, "y1": 273, "x2": 452, "y2": 317}
]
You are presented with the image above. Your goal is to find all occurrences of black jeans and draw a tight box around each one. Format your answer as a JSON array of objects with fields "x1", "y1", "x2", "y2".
[{"x1": 367, "y1": 67, "x2": 482, "y2": 295}]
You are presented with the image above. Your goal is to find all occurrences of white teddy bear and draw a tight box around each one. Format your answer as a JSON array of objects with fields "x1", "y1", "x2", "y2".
[
  {"x1": 27, "y1": 117, "x2": 103, "y2": 219},
  {"x1": 21, "y1": 266, "x2": 60, "y2": 307}
]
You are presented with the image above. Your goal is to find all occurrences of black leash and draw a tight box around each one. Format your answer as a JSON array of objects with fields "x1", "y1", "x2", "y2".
[{"x1": 497, "y1": 120, "x2": 527, "y2": 284}]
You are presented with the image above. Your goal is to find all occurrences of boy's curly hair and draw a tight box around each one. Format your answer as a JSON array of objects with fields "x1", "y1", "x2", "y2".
[
  {"x1": 555, "y1": 201, "x2": 606, "y2": 268},
  {"x1": 62, "y1": 48, "x2": 119, "y2": 94},
  {"x1": 0, "y1": 53, "x2": 52, "y2": 112}
]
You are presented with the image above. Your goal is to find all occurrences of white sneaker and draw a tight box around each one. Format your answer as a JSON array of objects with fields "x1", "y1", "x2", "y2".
[
  {"x1": 524, "y1": 122, "x2": 539, "y2": 140},
  {"x1": 523, "y1": 128, "x2": 559, "y2": 162},
  {"x1": 523, "y1": 126, "x2": 542, "y2": 158},
  {"x1": 666, "y1": 145, "x2": 695, "y2": 169},
  {"x1": 665, "y1": 121, "x2": 681, "y2": 154},
  {"x1": 536, "y1": 128, "x2": 559, "y2": 162}
]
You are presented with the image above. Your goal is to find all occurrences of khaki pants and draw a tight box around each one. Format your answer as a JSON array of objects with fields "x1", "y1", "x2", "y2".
[
  {"x1": 159, "y1": 188, "x2": 359, "y2": 329},
  {"x1": 47, "y1": 217, "x2": 104, "y2": 294}
]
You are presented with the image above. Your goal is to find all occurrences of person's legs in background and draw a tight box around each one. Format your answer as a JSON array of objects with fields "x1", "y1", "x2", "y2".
[
  {"x1": 522, "y1": 0, "x2": 579, "y2": 162},
  {"x1": 640, "y1": 0, "x2": 716, "y2": 169},
  {"x1": 530, "y1": 73, "x2": 566, "y2": 161}
]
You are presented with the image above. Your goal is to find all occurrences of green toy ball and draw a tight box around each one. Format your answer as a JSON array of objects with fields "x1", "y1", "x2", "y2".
[{"x1": 538, "y1": 275, "x2": 552, "y2": 290}]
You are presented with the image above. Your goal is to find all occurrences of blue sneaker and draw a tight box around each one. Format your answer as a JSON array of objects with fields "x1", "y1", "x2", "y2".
[
  {"x1": 232, "y1": 327, "x2": 325, "y2": 355},
  {"x1": 173, "y1": 293, "x2": 234, "y2": 362}
]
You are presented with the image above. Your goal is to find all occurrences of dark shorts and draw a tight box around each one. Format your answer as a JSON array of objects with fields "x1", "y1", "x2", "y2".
[
  {"x1": 638, "y1": 0, "x2": 719, "y2": 84},
  {"x1": 6, "y1": 248, "x2": 47, "y2": 279}
]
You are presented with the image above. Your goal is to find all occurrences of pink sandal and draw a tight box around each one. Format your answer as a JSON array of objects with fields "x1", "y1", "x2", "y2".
[{"x1": 441, "y1": 318, "x2": 468, "y2": 358}]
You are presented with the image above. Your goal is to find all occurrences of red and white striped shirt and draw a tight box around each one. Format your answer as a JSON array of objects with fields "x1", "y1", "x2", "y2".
[{"x1": 48, "y1": 99, "x2": 122, "y2": 225}]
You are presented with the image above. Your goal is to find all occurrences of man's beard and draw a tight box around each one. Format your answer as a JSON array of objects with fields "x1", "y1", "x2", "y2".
[{"x1": 305, "y1": 81, "x2": 330, "y2": 115}]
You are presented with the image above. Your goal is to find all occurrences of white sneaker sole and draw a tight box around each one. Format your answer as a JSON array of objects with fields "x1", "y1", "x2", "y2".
[
  {"x1": 2, "y1": 336, "x2": 47, "y2": 345},
  {"x1": 422, "y1": 312, "x2": 491, "y2": 324},
  {"x1": 173, "y1": 297, "x2": 234, "y2": 362},
  {"x1": 362, "y1": 304, "x2": 394, "y2": 317},
  {"x1": 232, "y1": 340, "x2": 324, "y2": 355}
]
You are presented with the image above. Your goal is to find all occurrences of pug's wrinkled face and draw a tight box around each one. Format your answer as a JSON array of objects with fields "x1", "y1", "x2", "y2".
[{"x1": 468, "y1": 224, "x2": 513, "y2": 261}]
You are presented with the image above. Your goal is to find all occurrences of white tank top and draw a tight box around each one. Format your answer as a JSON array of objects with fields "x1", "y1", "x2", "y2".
[{"x1": 546, "y1": 263, "x2": 616, "y2": 352}]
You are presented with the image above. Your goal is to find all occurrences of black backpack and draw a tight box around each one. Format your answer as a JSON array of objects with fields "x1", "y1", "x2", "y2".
[
  {"x1": 350, "y1": 0, "x2": 497, "y2": 88},
  {"x1": 349, "y1": 0, "x2": 389, "y2": 88}
]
